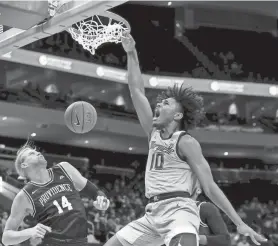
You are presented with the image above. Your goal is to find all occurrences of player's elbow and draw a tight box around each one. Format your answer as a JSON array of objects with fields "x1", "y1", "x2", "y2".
[
  {"x1": 202, "y1": 180, "x2": 217, "y2": 196},
  {"x1": 2, "y1": 231, "x2": 10, "y2": 246}
]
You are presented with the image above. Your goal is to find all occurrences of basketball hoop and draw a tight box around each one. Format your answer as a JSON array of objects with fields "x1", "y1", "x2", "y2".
[{"x1": 67, "y1": 11, "x2": 131, "y2": 55}]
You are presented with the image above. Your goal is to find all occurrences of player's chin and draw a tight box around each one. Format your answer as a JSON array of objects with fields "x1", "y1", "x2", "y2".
[
  {"x1": 152, "y1": 121, "x2": 160, "y2": 128},
  {"x1": 38, "y1": 160, "x2": 47, "y2": 167},
  {"x1": 153, "y1": 118, "x2": 160, "y2": 126}
]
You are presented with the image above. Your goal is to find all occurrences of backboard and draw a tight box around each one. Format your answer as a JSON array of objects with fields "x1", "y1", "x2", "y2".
[{"x1": 0, "y1": 0, "x2": 128, "y2": 56}]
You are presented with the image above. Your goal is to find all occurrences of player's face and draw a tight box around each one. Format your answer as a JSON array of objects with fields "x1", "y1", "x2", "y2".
[
  {"x1": 153, "y1": 97, "x2": 182, "y2": 129},
  {"x1": 20, "y1": 148, "x2": 47, "y2": 170}
]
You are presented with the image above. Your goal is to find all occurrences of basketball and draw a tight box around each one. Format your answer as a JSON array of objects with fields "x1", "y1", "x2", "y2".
[{"x1": 64, "y1": 101, "x2": 97, "y2": 134}]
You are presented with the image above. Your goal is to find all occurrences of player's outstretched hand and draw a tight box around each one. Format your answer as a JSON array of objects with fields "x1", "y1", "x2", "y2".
[
  {"x1": 121, "y1": 33, "x2": 136, "y2": 53},
  {"x1": 93, "y1": 195, "x2": 110, "y2": 211},
  {"x1": 29, "y1": 223, "x2": 52, "y2": 239},
  {"x1": 237, "y1": 223, "x2": 267, "y2": 245}
]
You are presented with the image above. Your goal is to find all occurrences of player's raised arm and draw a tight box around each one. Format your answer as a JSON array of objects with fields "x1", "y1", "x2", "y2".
[
  {"x1": 58, "y1": 162, "x2": 109, "y2": 211},
  {"x1": 2, "y1": 191, "x2": 51, "y2": 246},
  {"x1": 122, "y1": 34, "x2": 153, "y2": 137},
  {"x1": 178, "y1": 135, "x2": 267, "y2": 245}
]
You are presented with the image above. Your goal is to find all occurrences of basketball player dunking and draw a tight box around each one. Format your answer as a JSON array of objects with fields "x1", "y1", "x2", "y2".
[
  {"x1": 103, "y1": 34, "x2": 267, "y2": 246},
  {"x1": 2, "y1": 142, "x2": 110, "y2": 246},
  {"x1": 191, "y1": 187, "x2": 231, "y2": 246}
]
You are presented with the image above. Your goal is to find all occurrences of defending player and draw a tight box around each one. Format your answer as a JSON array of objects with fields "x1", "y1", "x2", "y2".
[
  {"x1": 2, "y1": 141, "x2": 110, "y2": 246},
  {"x1": 103, "y1": 34, "x2": 267, "y2": 246},
  {"x1": 192, "y1": 187, "x2": 231, "y2": 246}
]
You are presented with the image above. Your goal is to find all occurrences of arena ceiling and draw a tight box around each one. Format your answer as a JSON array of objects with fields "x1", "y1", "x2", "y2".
[{"x1": 135, "y1": 1, "x2": 278, "y2": 18}]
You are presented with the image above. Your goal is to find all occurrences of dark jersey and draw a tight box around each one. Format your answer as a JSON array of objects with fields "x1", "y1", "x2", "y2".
[
  {"x1": 22, "y1": 163, "x2": 87, "y2": 241},
  {"x1": 197, "y1": 201, "x2": 212, "y2": 235},
  {"x1": 197, "y1": 201, "x2": 231, "y2": 246}
]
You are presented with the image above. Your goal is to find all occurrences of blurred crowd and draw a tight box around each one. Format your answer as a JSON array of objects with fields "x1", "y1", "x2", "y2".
[{"x1": 230, "y1": 197, "x2": 278, "y2": 246}]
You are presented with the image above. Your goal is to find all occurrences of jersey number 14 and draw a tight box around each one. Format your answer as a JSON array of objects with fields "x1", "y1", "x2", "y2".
[
  {"x1": 53, "y1": 196, "x2": 73, "y2": 214},
  {"x1": 150, "y1": 153, "x2": 164, "y2": 170}
]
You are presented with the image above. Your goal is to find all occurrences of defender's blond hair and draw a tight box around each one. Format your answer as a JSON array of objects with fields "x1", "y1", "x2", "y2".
[{"x1": 14, "y1": 140, "x2": 36, "y2": 178}]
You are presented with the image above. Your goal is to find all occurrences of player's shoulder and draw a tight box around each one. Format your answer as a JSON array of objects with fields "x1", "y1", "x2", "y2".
[
  {"x1": 54, "y1": 162, "x2": 75, "y2": 176},
  {"x1": 56, "y1": 161, "x2": 72, "y2": 169},
  {"x1": 56, "y1": 161, "x2": 83, "y2": 180},
  {"x1": 179, "y1": 134, "x2": 200, "y2": 146},
  {"x1": 178, "y1": 134, "x2": 201, "y2": 154},
  {"x1": 16, "y1": 189, "x2": 27, "y2": 199},
  {"x1": 14, "y1": 189, "x2": 31, "y2": 207},
  {"x1": 54, "y1": 161, "x2": 78, "y2": 173},
  {"x1": 12, "y1": 189, "x2": 34, "y2": 215}
]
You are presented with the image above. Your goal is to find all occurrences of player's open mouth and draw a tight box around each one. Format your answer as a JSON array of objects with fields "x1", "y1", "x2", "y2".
[{"x1": 153, "y1": 108, "x2": 160, "y2": 120}]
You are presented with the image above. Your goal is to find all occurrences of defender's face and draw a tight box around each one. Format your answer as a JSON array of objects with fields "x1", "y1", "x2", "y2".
[
  {"x1": 20, "y1": 148, "x2": 47, "y2": 170},
  {"x1": 153, "y1": 98, "x2": 181, "y2": 129}
]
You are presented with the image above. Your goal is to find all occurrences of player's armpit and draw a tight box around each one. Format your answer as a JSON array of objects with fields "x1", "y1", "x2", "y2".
[
  {"x1": 126, "y1": 47, "x2": 153, "y2": 137},
  {"x1": 2, "y1": 191, "x2": 33, "y2": 245},
  {"x1": 59, "y1": 162, "x2": 87, "y2": 191},
  {"x1": 178, "y1": 136, "x2": 243, "y2": 226}
]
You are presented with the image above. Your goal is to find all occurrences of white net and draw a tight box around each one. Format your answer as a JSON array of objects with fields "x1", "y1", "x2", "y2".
[{"x1": 68, "y1": 14, "x2": 130, "y2": 55}]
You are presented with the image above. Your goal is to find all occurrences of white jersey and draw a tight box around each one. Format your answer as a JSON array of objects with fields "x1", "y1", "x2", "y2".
[{"x1": 145, "y1": 130, "x2": 200, "y2": 198}]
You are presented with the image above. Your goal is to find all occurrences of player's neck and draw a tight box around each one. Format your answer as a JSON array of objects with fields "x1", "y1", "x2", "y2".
[
  {"x1": 160, "y1": 123, "x2": 180, "y2": 139},
  {"x1": 29, "y1": 168, "x2": 50, "y2": 184}
]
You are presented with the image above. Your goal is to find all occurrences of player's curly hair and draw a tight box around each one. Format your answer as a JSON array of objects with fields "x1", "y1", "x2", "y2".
[
  {"x1": 157, "y1": 83, "x2": 205, "y2": 130},
  {"x1": 14, "y1": 140, "x2": 36, "y2": 178}
]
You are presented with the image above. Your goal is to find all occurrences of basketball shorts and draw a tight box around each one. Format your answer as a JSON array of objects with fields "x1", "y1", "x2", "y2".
[{"x1": 116, "y1": 197, "x2": 200, "y2": 246}]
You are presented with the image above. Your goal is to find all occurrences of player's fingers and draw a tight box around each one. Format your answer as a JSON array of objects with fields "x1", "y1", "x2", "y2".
[
  {"x1": 40, "y1": 224, "x2": 52, "y2": 232},
  {"x1": 36, "y1": 226, "x2": 45, "y2": 232},
  {"x1": 250, "y1": 234, "x2": 260, "y2": 245},
  {"x1": 256, "y1": 233, "x2": 267, "y2": 242},
  {"x1": 122, "y1": 31, "x2": 129, "y2": 37},
  {"x1": 36, "y1": 227, "x2": 47, "y2": 235},
  {"x1": 36, "y1": 231, "x2": 46, "y2": 238},
  {"x1": 121, "y1": 33, "x2": 130, "y2": 42},
  {"x1": 121, "y1": 35, "x2": 127, "y2": 42},
  {"x1": 38, "y1": 224, "x2": 52, "y2": 232}
]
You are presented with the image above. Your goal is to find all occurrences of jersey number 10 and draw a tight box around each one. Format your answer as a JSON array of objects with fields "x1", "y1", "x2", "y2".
[
  {"x1": 150, "y1": 153, "x2": 164, "y2": 171},
  {"x1": 53, "y1": 196, "x2": 73, "y2": 214}
]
